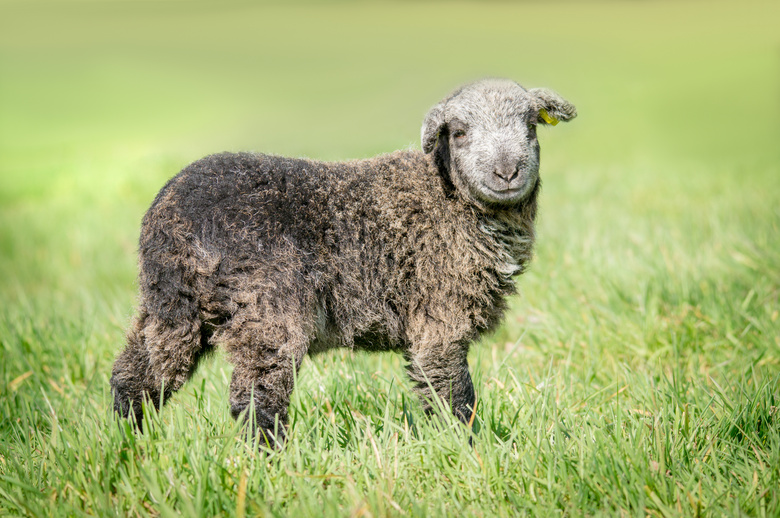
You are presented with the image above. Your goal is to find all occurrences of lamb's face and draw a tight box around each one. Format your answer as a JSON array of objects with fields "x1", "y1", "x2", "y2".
[
  {"x1": 422, "y1": 79, "x2": 576, "y2": 206},
  {"x1": 445, "y1": 83, "x2": 542, "y2": 204}
]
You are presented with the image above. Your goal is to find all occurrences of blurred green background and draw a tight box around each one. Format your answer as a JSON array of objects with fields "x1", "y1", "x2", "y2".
[
  {"x1": 1, "y1": 1, "x2": 779, "y2": 515},
  {"x1": 2, "y1": 0, "x2": 778, "y2": 302},
  {"x1": 2, "y1": 0, "x2": 778, "y2": 272}
]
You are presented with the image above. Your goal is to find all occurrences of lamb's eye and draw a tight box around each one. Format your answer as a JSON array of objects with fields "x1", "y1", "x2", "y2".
[{"x1": 452, "y1": 130, "x2": 466, "y2": 139}]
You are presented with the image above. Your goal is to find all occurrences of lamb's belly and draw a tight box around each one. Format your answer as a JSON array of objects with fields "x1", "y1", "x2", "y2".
[{"x1": 307, "y1": 325, "x2": 403, "y2": 355}]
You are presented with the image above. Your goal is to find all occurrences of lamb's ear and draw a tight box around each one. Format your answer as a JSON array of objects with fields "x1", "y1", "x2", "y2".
[
  {"x1": 529, "y1": 88, "x2": 577, "y2": 125},
  {"x1": 421, "y1": 102, "x2": 445, "y2": 154}
]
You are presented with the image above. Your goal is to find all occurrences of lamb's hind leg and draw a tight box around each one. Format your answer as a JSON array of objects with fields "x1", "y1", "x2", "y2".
[
  {"x1": 223, "y1": 314, "x2": 310, "y2": 448},
  {"x1": 110, "y1": 306, "x2": 211, "y2": 431}
]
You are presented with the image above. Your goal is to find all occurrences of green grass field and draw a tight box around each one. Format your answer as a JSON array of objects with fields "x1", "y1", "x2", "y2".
[{"x1": 1, "y1": 1, "x2": 779, "y2": 516}]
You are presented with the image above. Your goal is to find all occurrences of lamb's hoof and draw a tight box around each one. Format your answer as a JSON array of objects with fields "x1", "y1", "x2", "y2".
[
  {"x1": 231, "y1": 403, "x2": 287, "y2": 449},
  {"x1": 111, "y1": 383, "x2": 145, "y2": 431}
]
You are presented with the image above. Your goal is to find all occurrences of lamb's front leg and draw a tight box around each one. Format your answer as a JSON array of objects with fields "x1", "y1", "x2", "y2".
[{"x1": 405, "y1": 342, "x2": 476, "y2": 425}]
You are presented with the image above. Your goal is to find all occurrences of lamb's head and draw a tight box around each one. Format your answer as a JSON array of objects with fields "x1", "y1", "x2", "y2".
[{"x1": 422, "y1": 79, "x2": 576, "y2": 206}]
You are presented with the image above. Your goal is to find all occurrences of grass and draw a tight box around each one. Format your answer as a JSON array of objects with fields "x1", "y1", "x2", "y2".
[{"x1": 1, "y1": 0, "x2": 779, "y2": 516}]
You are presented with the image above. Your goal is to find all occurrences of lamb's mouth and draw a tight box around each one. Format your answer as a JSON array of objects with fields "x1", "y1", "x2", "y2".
[
  {"x1": 483, "y1": 170, "x2": 539, "y2": 199},
  {"x1": 488, "y1": 186, "x2": 523, "y2": 195},
  {"x1": 482, "y1": 184, "x2": 530, "y2": 201}
]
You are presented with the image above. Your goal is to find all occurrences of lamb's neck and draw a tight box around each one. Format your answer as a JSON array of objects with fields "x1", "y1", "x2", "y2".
[{"x1": 477, "y1": 189, "x2": 539, "y2": 279}]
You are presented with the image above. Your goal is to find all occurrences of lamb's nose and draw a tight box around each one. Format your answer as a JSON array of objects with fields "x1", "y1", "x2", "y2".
[{"x1": 494, "y1": 158, "x2": 523, "y2": 183}]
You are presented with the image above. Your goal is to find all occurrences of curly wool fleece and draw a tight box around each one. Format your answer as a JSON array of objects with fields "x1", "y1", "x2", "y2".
[{"x1": 111, "y1": 79, "x2": 576, "y2": 445}]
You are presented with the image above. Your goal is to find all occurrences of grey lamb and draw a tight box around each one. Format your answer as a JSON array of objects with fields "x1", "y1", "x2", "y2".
[{"x1": 110, "y1": 78, "x2": 577, "y2": 445}]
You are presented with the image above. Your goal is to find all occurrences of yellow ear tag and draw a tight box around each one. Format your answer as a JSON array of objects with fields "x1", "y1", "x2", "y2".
[{"x1": 539, "y1": 109, "x2": 559, "y2": 126}]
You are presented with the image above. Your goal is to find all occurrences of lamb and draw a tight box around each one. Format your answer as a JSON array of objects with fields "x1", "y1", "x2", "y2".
[{"x1": 110, "y1": 78, "x2": 576, "y2": 445}]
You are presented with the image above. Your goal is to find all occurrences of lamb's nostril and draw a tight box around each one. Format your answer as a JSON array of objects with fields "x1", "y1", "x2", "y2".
[
  {"x1": 494, "y1": 164, "x2": 520, "y2": 183},
  {"x1": 494, "y1": 155, "x2": 526, "y2": 182}
]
